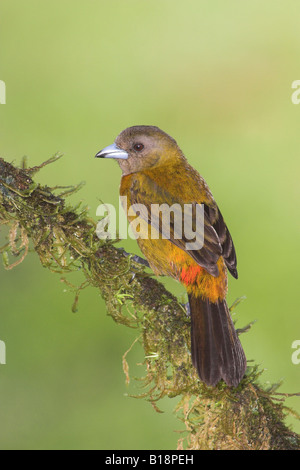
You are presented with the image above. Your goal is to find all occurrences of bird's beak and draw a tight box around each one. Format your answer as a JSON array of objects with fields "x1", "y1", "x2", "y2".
[{"x1": 95, "y1": 143, "x2": 128, "y2": 160}]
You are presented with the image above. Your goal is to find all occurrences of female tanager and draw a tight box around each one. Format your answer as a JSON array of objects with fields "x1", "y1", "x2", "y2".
[{"x1": 96, "y1": 125, "x2": 247, "y2": 387}]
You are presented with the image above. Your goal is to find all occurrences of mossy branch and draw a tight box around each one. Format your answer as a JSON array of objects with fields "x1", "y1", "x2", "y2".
[{"x1": 0, "y1": 156, "x2": 299, "y2": 450}]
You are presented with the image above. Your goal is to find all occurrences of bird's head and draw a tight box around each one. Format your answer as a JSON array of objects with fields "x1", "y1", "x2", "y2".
[{"x1": 95, "y1": 125, "x2": 184, "y2": 175}]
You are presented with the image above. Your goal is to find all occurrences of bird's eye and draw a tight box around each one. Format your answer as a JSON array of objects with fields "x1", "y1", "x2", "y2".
[{"x1": 133, "y1": 143, "x2": 144, "y2": 152}]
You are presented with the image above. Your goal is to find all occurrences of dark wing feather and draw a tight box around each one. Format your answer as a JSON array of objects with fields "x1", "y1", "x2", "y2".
[
  {"x1": 204, "y1": 205, "x2": 238, "y2": 279},
  {"x1": 129, "y1": 174, "x2": 237, "y2": 278}
]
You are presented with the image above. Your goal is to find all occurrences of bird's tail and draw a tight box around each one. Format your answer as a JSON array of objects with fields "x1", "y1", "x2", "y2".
[{"x1": 188, "y1": 294, "x2": 247, "y2": 387}]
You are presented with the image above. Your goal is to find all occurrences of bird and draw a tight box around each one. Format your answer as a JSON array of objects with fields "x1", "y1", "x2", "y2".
[{"x1": 95, "y1": 125, "x2": 247, "y2": 387}]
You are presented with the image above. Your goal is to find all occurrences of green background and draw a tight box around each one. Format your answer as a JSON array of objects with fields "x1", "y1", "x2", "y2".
[{"x1": 0, "y1": 0, "x2": 299, "y2": 449}]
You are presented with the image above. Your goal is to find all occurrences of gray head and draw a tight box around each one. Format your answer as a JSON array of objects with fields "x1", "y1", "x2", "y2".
[{"x1": 95, "y1": 125, "x2": 184, "y2": 175}]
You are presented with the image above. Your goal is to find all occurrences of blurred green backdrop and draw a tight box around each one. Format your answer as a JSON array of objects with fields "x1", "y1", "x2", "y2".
[{"x1": 0, "y1": 0, "x2": 299, "y2": 450}]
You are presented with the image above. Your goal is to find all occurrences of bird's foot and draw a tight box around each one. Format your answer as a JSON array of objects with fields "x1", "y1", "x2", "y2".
[{"x1": 119, "y1": 248, "x2": 150, "y2": 268}]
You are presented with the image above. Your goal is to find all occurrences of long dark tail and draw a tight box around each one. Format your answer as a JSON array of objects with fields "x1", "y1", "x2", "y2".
[{"x1": 188, "y1": 294, "x2": 247, "y2": 387}]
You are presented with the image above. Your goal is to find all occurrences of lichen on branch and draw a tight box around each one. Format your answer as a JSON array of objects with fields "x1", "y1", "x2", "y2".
[{"x1": 0, "y1": 156, "x2": 299, "y2": 450}]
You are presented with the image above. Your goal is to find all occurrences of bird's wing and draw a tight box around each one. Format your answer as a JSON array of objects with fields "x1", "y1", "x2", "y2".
[
  {"x1": 127, "y1": 173, "x2": 238, "y2": 279},
  {"x1": 203, "y1": 204, "x2": 238, "y2": 278}
]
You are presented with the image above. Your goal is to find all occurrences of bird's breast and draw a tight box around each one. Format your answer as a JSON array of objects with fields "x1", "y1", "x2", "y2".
[{"x1": 119, "y1": 173, "x2": 227, "y2": 302}]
